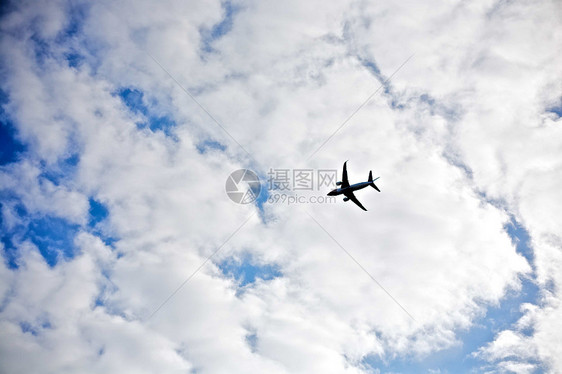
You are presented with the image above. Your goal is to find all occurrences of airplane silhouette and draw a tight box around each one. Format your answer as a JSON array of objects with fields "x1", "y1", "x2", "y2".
[{"x1": 327, "y1": 161, "x2": 380, "y2": 211}]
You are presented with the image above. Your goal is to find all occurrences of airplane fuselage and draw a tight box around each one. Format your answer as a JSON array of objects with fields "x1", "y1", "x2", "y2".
[{"x1": 327, "y1": 181, "x2": 371, "y2": 196}]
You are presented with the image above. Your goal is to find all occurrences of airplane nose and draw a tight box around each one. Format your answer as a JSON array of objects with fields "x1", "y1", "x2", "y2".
[{"x1": 327, "y1": 189, "x2": 336, "y2": 196}]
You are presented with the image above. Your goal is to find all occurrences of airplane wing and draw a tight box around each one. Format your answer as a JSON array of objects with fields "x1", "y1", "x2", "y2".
[
  {"x1": 341, "y1": 161, "x2": 350, "y2": 188},
  {"x1": 344, "y1": 191, "x2": 367, "y2": 211}
]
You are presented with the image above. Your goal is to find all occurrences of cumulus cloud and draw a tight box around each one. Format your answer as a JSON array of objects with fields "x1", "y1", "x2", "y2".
[{"x1": 1, "y1": 0, "x2": 560, "y2": 373}]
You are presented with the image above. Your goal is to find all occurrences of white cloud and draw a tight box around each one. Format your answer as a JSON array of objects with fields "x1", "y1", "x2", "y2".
[{"x1": 1, "y1": 0, "x2": 560, "y2": 373}]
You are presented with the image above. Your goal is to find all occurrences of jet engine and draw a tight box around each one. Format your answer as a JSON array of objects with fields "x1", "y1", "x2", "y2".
[
  {"x1": 336, "y1": 181, "x2": 342, "y2": 186},
  {"x1": 343, "y1": 197, "x2": 349, "y2": 202}
]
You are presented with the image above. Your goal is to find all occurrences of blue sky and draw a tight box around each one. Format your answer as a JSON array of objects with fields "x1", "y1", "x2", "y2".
[
  {"x1": 0, "y1": 90, "x2": 26, "y2": 165},
  {"x1": 219, "y1": 253, "x2": 282, "y2": 288},
  {"x1": 0, "y1": 0, "x2": 561, "y2": 373},
  {"x1": 117, "y1": 87, "x2": 177, "y2": 135}
]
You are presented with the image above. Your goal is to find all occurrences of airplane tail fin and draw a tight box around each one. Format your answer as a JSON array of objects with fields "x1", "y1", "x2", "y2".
[{"x1": 368, "y1": 171, "x2": 381, "y2": 192}]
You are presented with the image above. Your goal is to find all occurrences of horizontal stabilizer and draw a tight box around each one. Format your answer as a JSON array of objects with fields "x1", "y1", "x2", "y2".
[{"x1": 369, "y1": 173, "x2": 380, "y2": 192}]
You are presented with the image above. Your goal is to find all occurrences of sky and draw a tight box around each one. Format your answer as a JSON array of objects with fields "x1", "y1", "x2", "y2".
[{"x1": 0, "y1": 0, "x2": 561, "y2": 373}]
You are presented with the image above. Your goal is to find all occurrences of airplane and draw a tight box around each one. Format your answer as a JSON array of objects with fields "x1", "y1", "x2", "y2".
[{"x1": 327, "y1": 161, "x2": 380, "y2": 211}]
